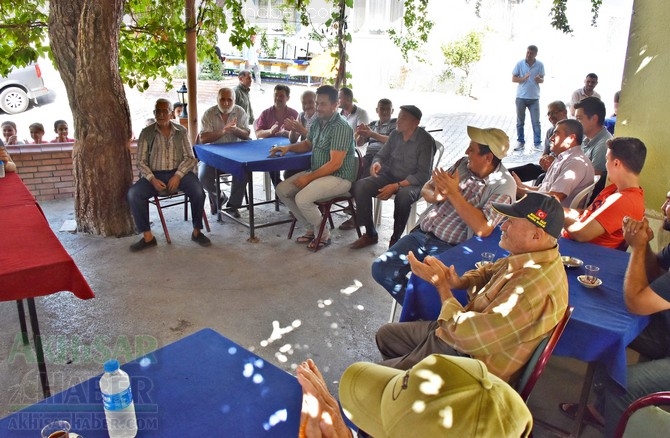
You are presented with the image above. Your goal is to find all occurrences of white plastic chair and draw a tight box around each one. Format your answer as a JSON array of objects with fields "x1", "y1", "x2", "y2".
[{"x1": 569, "y1": 174, "x2": 601, "y2": 209}]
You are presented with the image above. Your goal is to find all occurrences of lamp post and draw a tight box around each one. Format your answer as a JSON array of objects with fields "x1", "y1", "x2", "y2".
[{"x1": 176, "y1": 82, "x2": 188, "y2": 130}]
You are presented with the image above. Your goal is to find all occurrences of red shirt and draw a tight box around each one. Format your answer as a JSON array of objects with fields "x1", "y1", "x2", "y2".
[{"x1": 562, "y1": 183, "x2": 645, "y2": 249}]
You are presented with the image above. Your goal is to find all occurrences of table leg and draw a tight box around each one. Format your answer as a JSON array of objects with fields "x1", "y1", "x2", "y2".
[
  {"x1": 216, "y1": 168, "x2": 223, "y2": 223},
  {"x1": 27, "y1": 298, "x2": 51, "y2": 398},
  {"x1": 247, "y1": 170, "x2": 258, "y2": 243},
  {"x1": 264, "y1": 172, "x2": 272, "y2": 202},
  {"x1": 15, "y1": 299, "x2": 29, "y2": 345},
  {"x1": 571, "y1": 361, "x2": 597, "y2": 437}
]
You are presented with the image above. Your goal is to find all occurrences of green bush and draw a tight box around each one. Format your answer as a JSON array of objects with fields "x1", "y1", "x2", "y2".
[
  {"x1": 198, "y1": 58, "x2": 223, "y2": 81},
  {"x1": 440, "y1": 31, "x2": 483, "y2": 95}
]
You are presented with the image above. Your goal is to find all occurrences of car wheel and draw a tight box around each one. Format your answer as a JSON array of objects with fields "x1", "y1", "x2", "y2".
[{"x1": 0, "y1": 87, "x2": 30, "y2": 114}]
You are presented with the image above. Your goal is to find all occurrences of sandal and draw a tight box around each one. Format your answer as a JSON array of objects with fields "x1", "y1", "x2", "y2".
[
  {"x1": 558, "y1": 402, "x2": 605, "y2": 429},
  {"x1": 296, "y1": 234, "x2": 315, "y2": 244},
  {"x1": 307, "y1": 238, "x2": 331, "y2": 250}
]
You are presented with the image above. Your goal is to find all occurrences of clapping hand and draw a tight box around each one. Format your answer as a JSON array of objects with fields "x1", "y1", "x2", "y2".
[
  {"x1": 623, "y1": 217, "x2": 654, "y2": 249},
  {"x1": 432, "y1": 167, "x2": 459, "y2": 200}
]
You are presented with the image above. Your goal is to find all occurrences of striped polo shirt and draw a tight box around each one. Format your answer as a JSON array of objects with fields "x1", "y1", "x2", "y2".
[{"x1": 308, "y1": 112, "x2": 357, "y2": 182}]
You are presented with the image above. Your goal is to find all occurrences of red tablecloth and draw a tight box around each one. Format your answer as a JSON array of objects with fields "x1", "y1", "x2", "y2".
[
  {"x1": 0, "y1": 172, "x2": 36, "y2": 208},
  {"x1": 0, "y1": 203, "x2": 95, "y2": 302}
]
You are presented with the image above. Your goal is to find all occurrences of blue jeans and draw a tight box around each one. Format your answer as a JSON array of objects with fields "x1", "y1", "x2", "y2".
[
  {"x1": 515, "y1": 97, "x2": 541, "y2": 146},
  {"x1": 127, "y1": 171, "x2": 206, "y2": 232},
  {"x1": 371, "y1": 229, "x2": 454, "y2": 304}
]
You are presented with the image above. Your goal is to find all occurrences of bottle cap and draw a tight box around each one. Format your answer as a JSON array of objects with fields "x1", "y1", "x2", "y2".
[{"x1": 104, "y1": 359, "x2": 120, "y2": 373}]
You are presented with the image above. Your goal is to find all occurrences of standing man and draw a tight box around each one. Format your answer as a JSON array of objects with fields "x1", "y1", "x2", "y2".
[
  {"x1": 513, "y1": 119, "x2": 595, "y2": 208},
  {"x1": 255, "y1": 84, "x2": 299, "y2": 186},
  {"x1": 512, "y1": 45, "x2": 545, "y2": 152},
  {"x1": 273, "y1": 85, "x2": 358, "y2": 250},
  {"x1": 198, "y1": 87, "x2": 250, "y2": 218},
  {"x1": 574, "y1": 96, "x2": 612, "y2": 201},
  {"x1": 234, "y1": 70, "x2": 254, "y2": 125},
  {"x1": 242, "y1": 33, "x2": 263, "y2": 92},
  {"x1": 376, "y1": 193, "x2": 568, "y2": 382},
  {"x1": 338, "y1": 87, "x2": 369, "y2": 130},
  {"x1": 349, "y1": 105, "x2": 435, "y2": 249},
  {"x1": 371, "y1": 126, "x2": 516, "y2": 304},
  {"x1": 127, "y1": 98, "x2": 210, "y2": 250},
  {"x1": 569, "y1": 73, "x2": 601, "y2": 116}
]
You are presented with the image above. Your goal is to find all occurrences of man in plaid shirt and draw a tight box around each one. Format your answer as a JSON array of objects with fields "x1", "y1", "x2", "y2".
[
  {"x1": 375, "y1": 193, "x2": 569, "y2": 382},
  {"x1": 371, "y1": 126, "x2": 516, "y2": 304}
]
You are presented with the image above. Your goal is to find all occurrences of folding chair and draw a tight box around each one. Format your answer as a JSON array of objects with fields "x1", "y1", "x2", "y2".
[
  {"x1": 569, "y1": 175, "x2": 601, "y2": 209},
  {"x1": 148, "y1": 192, "x2": 210, "y2": 244},
  {"x1": 287, "y1": 149, "x2": 365, "y2": 252},
  {"x1": 613, "y1": 391, "x2": 670, "y2": 438},
  {"x1": 516, "y1": 306, "x2": 574, "y2": 402}
]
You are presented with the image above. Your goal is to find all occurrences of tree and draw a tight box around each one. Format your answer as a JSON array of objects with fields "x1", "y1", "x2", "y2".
[
  {"x1": 439, "y1": 31, "x2": 483, "y2": 96},
  {"x1": 1, "y1": 0, "x2": 250, "y2": 236}
]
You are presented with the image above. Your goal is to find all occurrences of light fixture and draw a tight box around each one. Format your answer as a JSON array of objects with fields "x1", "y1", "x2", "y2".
[{"x1": 177, "y1": 82, "x2": 188, "y2": 118}]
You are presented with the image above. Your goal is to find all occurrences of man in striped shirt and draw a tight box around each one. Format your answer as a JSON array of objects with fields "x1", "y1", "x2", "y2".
[
  {"x1": 127, "y1": 98, "x2": 210, "y2": 251},
  {"x1": 274, "y1": 85, "x2": 358, "y2": 250},
  {"x1": 376, "y1": 193, "x2": 569, "y2": 382},
  {"x1": 372, "y1": 126, "x2": 516, "y2": 304}
]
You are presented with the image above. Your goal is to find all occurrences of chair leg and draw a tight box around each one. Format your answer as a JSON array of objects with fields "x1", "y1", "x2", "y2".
[
  {"x1": 287, "y1": 217, "x2": 297, "y2": 239},
  {"x1": 374, "y1": 197, "x2": 382, "y2": 227},
  {"x1": 349, "y1": 199, "x2": 362, "y2": 237},
  {"x1": 312, "y1": 203, "x2": 332, "y2": 252},
  {"x1": 406, "y1": 202, "x2": 418, "y2": 234},
  {"x1": 183, "y1": 194, "x2": 189, "y2": 221},
  {"x1": 389, "y1": 299, "x2": 399, "y2": 323},
  {"x1": 202, "y1": 211, "x2": 210, "y2": 232},
  {"x1": 152, "y1": 197, "x2": 172, "y2": 244}
]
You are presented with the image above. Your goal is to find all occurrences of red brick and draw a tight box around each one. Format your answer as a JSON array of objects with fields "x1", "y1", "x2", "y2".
[
  {"x1": 53, "y1": 170, "x2": 73, "y2": 177},
  {"x1": 58, "y1": 186, "x2": 75, "y2": 194},
  {"x1": 38, "y1": 188, "x2": 59, "y2": 195},
  {"x1": 34, "y1": 171, "x2": 54, "y2": 177},
  {"x1": 60, "y1": 175, "x2": 75, "y2": 182}
]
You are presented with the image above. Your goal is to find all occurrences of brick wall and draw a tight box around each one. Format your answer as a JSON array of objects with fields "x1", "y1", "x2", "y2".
[{"x1": 7, "y1": 142, "x2": 138, "y2": 201}]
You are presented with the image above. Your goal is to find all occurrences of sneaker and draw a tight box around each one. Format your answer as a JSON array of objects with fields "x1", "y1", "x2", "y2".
[
  {"x1": 514, "y1": 142, "x2": 525, "y2": 152},
  {"x1": 191, "y1": 232, "x2": 211, "y2": 247},
  {"x1": 228, "y1": 208, "x2": 241, "y2": 218},
  {"x1": 533, "y1": 143, "x2": 544, "y2": 151},
  {"x1": 130, "y1": 236, "x2": 157, "y2": 252}
]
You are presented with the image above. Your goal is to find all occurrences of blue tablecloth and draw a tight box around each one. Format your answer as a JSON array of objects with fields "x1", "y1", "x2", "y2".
[
  {"x1": 0, "y1": 328, "x2": 302, "y2": 437},
  {"x1": 194, "y1": 137, "x2": 310, "y2": 179},
  {"x1": 402, "y1": 227, "x2": 649, "y2": 388}
]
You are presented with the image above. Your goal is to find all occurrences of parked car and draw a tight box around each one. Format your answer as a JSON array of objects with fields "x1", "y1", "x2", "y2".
[{"x1": 0, "y1": 63, "x2": 49, "y2": 114}]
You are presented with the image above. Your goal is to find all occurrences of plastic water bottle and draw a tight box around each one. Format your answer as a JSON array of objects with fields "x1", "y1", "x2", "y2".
[
  {"x1": 99, "y1": 359, "x2": 138, "y2": 438},
  {"x1": 0, "y1": 160, "x2": 5, "y2": 178}
]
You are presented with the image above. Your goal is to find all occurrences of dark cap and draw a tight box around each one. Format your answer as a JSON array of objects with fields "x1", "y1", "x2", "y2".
[
  {"x1": 399, "y1": 105, "x2": 422, "y2": 121},
  {"x1": 173, "y1": 101, "x2": 184, "y2": 108},
  {"x1": 492, "y1": 192, "x2": 564, "y2": 238}
]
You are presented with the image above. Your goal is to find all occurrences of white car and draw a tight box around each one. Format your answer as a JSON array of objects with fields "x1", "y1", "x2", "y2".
[{"x1": 0, "y1": 63, "x2": 49, "y2": 114}]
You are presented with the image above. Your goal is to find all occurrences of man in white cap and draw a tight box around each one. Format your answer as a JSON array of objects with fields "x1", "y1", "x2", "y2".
[
  {"x1": 349, "y1": 104, "x2": 436, "y2": 249},
  {"x1": 375, "y1": 192, "x2": 569, "y2": 383},
  {"x1": 372, "y1": 126, "x2": 516, "y2": 305},
  {"x1": 297, "y1": 355, "x2": 533, "y2": 437}
]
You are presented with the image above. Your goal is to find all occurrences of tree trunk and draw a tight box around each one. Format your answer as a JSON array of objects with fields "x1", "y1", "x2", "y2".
[
  {"x1": 335, "y1": 0, "x2": 347, "y2": 88},
  {"x1": 49, "y1": 0, "x2": 135, "y2": 237}
]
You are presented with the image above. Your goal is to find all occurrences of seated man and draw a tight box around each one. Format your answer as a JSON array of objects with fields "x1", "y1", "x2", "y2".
[
  {"x1": 349, "y1": 104, "x2": 435, "y2": 249},
  {"x1": 297, "y1": 355, "x2": 533, "y2": 437},
  {"x1": 561, "y1": 199, "x2": 670, "y2": 436},
  {"x1": 198, "y1": 87, "x2": 250, "y2": 218},
  {"x1": 127, "y1": 98, "x2": 210, "y2": 251},
  {"x1": 338, "y1": 87, "x2": 369, "y2": 130},
  {"x1": 376, "y1": 193, "x2": 569, "y2": 382},
  {"x1": 563, "y1": 137, "x2": 646, "y2": 249},
  {"x1": 371, "y1": 126, "x2": 516, "y2": 304},
  {"x1": 283, "y1": 90, "x2": 317, "y2": 179},
  {"x1": 273, "y1": 85, "x2": 357, "y2": 249},
  {"x1": 513, "y1": 119, "x2": 595, "y2": 207},
  {"x1": 575, "y1": 96, "x2": 612, "y2": 201},
  {"x1": 509, "y1": 100, "x2": 567, "y2": 183}
]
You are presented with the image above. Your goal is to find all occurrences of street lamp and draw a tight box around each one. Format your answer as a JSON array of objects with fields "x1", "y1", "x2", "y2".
[{"x1": 177, "y1": 82, "x2": 188, "y2": 119}]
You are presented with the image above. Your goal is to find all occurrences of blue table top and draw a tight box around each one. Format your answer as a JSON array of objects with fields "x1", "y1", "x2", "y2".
[
  {"x1": 194, "y1": 137, "x2": 311, "y2": 179},
  {"x1": 0, "y1": 328, "x2": 302, "y2": 437},
  {"x1": 403, "y1": 227, "x2": 649, "y2": 388}
]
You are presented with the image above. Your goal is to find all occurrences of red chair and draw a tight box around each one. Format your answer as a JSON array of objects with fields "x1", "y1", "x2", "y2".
[
  {"x1": 148, "y1": 192, "x2": 210, "y2": 244},
  {"x1": 287, "y1": 149, "x2": 364, "y2": 252},
  {"x1": 613, "y1": 391, "x2": 670, "y2": 438},
  {"x1": 516, "y1": 306, "x2": 574, "y2": 402}
]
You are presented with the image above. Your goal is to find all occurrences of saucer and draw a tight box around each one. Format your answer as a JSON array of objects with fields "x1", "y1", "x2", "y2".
[
  {"x1": 475, "y1": 261, "x2": 492, "y2": 269},
  {"x1": 561, "y1": 256, "x2": 584, "y2": 268},
  {"x1": 578, "y1": 275, "x2": 602, "y2": 288}
]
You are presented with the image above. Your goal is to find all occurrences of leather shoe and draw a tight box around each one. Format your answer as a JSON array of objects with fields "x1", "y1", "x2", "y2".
[
  {"x1": 191, "y1": 232, "x2": 211, "y2": 247},
  {"x1": 388, "y1": 236, "x2": 400, "y2": 248},
  {"x1": 130, "y1": 236, "x2": 157, "y2": 252},
  {"x1": 228, "y1": 207, "x2": 241, "y2": 218},
  {"x1": 339, "y1": 217, "x2": 356, "y2": 230},
  {"x1": 349, "y1": 234, "x2": 378, "y2": 249}
]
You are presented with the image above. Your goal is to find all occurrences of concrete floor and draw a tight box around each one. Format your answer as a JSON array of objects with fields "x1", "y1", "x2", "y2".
[{"x1": 0, "y1": 116, "x2": 605, "y2": 437}]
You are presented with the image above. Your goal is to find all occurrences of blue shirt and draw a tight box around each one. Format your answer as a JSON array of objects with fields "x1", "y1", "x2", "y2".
[{"x1": 513, "y1": 59, "x2": 545, "y2": 99}]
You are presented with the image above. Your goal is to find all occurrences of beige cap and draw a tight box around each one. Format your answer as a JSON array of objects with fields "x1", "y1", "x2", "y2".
[
  {"x1": 467, "y1": 126, "x2": 510, "y2": 159},
  {"x1": 339, "y1": 355, "x2": 533, "y2": 438}
]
